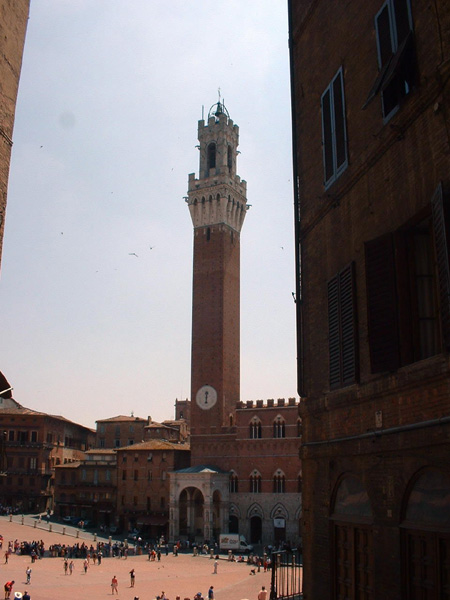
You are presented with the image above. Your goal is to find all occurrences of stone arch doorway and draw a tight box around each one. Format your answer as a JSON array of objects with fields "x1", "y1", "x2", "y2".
[
  {"x1": 178, "y1": 487, "x2": 205, "y2": 541},
  {"x1": 250, "y1": 515, "x2": 262, "y2": 544},
  {"x1": 331, "y1": 474, "x2": 373, "y2": 600},
  {"x1": 271, "y1": 503, "x2": 288, "y2": 545},
  {"x1": 401, "y1": 468, "x2": 450, "y2": 599},
  {"x1": 229, "y1": 515, "x2": 239, "y2": 533}
]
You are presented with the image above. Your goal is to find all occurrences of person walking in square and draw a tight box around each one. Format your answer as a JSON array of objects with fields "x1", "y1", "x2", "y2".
[
  {"x1": 129, "y1": 569, "x2": 135, "y2": 587},
  {"x1": 111, "y1": 575, "x2": 118, "y2": 595},
  {"x1": 25, "y1": 568, "x2": 31, "y2": 586}
]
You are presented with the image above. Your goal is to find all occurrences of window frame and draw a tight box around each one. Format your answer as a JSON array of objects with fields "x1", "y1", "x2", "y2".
[
  {"x1": 321, "y1": 67, "x2": 348, "y2": 189},
  {"x1": 374, "y1": 0, "x2": 414, "y2": 121}
]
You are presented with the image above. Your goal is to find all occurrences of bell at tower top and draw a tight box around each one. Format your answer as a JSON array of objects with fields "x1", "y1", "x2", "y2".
[{"x1": 207, "y1": 99, "x2": 230, "y2": 121}]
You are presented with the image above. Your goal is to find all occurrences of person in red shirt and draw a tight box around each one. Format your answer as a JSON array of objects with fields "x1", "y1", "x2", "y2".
[{"x1": 4, "y1": 581, "x2": 14, "y2": 600}]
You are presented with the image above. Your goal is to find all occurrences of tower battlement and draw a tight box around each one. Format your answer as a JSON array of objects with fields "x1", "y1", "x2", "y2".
[{"x1": 235, "y1": 397, "x2": 300, "y2": 410}]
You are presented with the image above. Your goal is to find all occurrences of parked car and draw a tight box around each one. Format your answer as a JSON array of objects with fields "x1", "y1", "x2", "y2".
[{"x1": 62, "y1": 515, "x2": 76, "y2": 523}]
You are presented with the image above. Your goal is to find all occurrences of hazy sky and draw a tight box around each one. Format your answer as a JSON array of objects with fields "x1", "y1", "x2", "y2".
[{"x1": 0, "y1": 1, "x2": 296, "y2": 429}]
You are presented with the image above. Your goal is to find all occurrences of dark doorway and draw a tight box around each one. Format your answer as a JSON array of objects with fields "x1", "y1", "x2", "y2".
[
  {"x1": 229, "y1": 515, "x2": 239, "y2": 534},
  {"x1": 250, "y1": 515, "x2": 262, "y2": 544}
]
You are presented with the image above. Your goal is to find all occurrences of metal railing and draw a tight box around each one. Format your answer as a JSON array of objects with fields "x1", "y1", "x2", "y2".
[{"x1": 270, "y1": 549, "x2": 303, "y2": 600}]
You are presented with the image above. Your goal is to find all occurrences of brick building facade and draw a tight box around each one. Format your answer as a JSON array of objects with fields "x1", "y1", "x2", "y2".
[
  {"x1": 116, "y1": 440, "x2": 190, "y2": 539},
  {"x1": 0, "y1": 397, "x2": 95, "y2": 513},
  {"x1": 0, "y1": 0, "x2": 29, "y2": 268},
  {"x1": 54, "y1": 449, "x2": 117, "y2": 527},
  {"x1": 95, "y1": 415, "x2": 148, "y2": 448},
  {"x1": 289, "y1": 0, "x2": 450, "y2": 598}
]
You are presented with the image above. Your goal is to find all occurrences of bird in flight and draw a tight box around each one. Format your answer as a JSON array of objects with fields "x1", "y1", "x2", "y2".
[
  {"x1": 128, "y1": 253, "x2": 138, "y2": 257},
  {"x1": 149, "y1": 246, "x2": 155, "y2": 250}
]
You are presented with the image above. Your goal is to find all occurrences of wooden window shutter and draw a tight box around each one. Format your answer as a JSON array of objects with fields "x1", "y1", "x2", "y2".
[
  {"x1": 328, "y1": 275, "x2": 341, "y2": 387},
  {"x1": 365, "y1": 233, "x2": 399, "y2": 372},
  {"x1": 340, "y1": 263, "x2": 358, "y2": 384},
  {"x1": 431, "y1": 181, "x2": 450, "y2": 350},
  {"x1": 328, "y1": 263, "x2": 358, "y2": 388}
]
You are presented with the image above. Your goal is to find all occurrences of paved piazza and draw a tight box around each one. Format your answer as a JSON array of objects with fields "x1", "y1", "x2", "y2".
[{"x1": 0, "y1": 518, "x2": 270, "y2": 600}]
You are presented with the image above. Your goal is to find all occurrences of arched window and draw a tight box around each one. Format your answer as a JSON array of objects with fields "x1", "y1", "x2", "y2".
[
  {"x1": 402, "y1": 469, "x2": 450, "y2": 598},
  {"x1": 230, "y1": 472, "x2": 238, "y2": 493},
  {"x1": 207, "y1": 143, "x2": 216, "y2": 172},
  {"x1": 273, "y1": 417, "x2": 285, "y2": 438},
  {"x1": 331, "y1": 476, "x2": 373, "y2": 599},
  {"x1": 273, "y1": 470, "x2": 286, "y2": 493},
  {"x1": 249, "y1": 418, "x2": 262, "y2": 439},
  {"x1": 250, "y1": 471, "x2": 262, "y2": 494}
]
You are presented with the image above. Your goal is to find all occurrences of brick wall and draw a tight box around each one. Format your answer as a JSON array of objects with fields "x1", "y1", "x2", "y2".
[
  {"x1": 290, "y1": 0, "x2": 450, "y2": 597},
  {"x1": 0, "y1": 0, "x2": 29, "y2": 268}
]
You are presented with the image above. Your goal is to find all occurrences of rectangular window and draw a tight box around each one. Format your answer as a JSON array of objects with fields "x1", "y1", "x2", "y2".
[
  {"x1": 321, "y1": 67, "x2": 348, "y2": 189},
  {"x1": 365, "y1": 0, "x2": 416, "y2": 119},
  {"x1": 99, "y1": 439, "x2": 105, "y2": 448},
  {"x1": 134, "y1": 470, "x2": 138, "y2": 481},
  {"x1": 365, "y1": 185, "x2": 445, "y2": 373},
  {"x1": 122, "y1": 470, "x2": 126, "y2": 481},
  {"x1": 8, "y1": 430, "x2": 14, "y2": 442},
  {"x1": 328, "y1": 262, "x2": 359, "y2": 388},
  {"x1": 115, "y1": 439, "x2": 120, "y2": 448},
  {"x1": 31, "y1": 431, "x2": 37, "y2": 443},
  {"x1": 29, "y1": 457, "x2": 37, "y2": 471}
]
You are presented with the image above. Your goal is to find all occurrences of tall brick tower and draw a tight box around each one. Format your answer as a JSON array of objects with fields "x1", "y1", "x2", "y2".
[{"x1": 186, "y1": 100, "x2": 248, "y2": 449}]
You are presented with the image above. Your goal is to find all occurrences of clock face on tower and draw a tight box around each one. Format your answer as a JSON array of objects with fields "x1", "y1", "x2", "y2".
[{"x1": 196, "y1": 385, "x2": 218, "y2": 410}]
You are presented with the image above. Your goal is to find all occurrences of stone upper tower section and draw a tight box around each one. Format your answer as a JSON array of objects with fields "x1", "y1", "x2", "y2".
[{"x1": 187, "y1": 101, "x2": 248, "y2": 233}]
